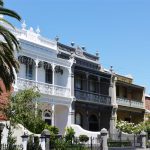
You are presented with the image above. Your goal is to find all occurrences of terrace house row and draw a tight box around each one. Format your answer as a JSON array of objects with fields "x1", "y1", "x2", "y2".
[{"x1": 0, "y1": 23, "x2": 146, "y2": 136}]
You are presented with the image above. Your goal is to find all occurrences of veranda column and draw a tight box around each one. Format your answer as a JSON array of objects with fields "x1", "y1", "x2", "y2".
[
  {"x1": 52, "y1": 64, "x2": 55, "y2": 95},
  {"x1": 86, "y1": 73, "x2": 89, "y2": 91},
  {"x1": 98, "y1": 111, "x2": 101, "y2": 131},
  {"x1": 68, "y1": 68, "x2": 72, "y2": 97},
  {"x1": 34, "y1": 59, "x2": 39, "y2": 117},
  {"x1": 98, "y1": 77, "x2": 100, "y2": 94},
  {"x1": 68, "y1": 102, "x2": 75, "y2": 125},
  {"x1": 71, "y1": 66, "x2": 75, "y2": 97},
  {"x1": 35, "y1": 59, "x2": 39, "y2": 84},
  {"x1": 109, "y1": 74, "x2": 118, "y2": 135},
  {"x1": 52, "y1": 104, "x2": 55, "y2": 126},
  {"x1": 86, "y1": 105, "x2": 89, "y2": 130}
]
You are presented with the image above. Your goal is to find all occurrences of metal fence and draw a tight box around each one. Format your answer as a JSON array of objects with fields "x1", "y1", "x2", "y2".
[
  {"x1": 108, "y1": 133, "x2": 142, "y2": 149},
  {"x1": 50, "y1": 136, "x2": 103, "y2": 150},
  {"x1": 1, "y1": 144, "x2": 23, "y2": 150}
]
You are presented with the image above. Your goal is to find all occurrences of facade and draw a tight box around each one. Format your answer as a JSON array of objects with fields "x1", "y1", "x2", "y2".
[
  {"x1": 57, "y1": 43, "x2": 115, "y2": 132},
  {"x1": 115, "y1": 74, "x2": 145, "y2": 124},
  {"x1": 10, "y1": 24, "x2": 74, "y2": 135},
  {"x1": 0, "y1": 22, "x2": 146, "y2": 137}
]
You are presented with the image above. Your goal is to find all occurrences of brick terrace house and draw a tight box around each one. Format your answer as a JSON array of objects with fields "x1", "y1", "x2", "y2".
[
  {"x1": 145, "y1": 94, "x2": 150, "y2": 111},
  {"x1": 0, "y1": 80, "x2": 13, "y2": 120},
  {"x1": 145, "y1": 94, "x2": 150, "y2": 120}
]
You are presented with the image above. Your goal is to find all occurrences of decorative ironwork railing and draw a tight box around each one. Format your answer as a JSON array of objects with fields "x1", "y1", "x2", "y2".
[
  {"x1": 17, "y1": 77, "x2": 70, "y2": 97},
  {"x1": 75, "y1": 89, "x2": 111, "y2": 105},
  {"x1": 116, "y1": 97, "x2": 144, "y2": 109}
]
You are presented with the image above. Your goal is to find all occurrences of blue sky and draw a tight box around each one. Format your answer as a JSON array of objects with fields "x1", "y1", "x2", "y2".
[{"x1": 5, "y1": 0, "x2": 150, "y2": 93}]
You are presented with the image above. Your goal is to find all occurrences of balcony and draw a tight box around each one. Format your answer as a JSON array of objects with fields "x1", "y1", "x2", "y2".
[
  {"x1": 116, "y1": 97, "x2": 144, "y2": 109},
  {"x1": 75, "y1": 89, "x2": 111, "y2": 105},
  {"x1": 16, "y1": 77, "x2": 70, "y2": 97}
]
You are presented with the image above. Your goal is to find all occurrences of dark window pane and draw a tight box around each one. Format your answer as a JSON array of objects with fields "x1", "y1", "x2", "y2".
[
  {"x1": 26, "y1": 64, "x2": 33, "y2": 80},
  {"x1": 45, "y1": 68, "x2": 52, "y2": 84}
]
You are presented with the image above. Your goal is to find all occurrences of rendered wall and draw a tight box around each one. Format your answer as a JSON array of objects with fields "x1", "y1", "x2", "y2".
[{"x1": 55, "y1": 105, "x2": 69, "y2": 135}]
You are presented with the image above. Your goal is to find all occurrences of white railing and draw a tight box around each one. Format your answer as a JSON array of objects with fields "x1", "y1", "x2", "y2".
[
  {"x1": 116, "y1": 97, "x2": 144, "y2": 109},
  {"x1": 17, "y1": 77, "x2": 70, "y2": 97}
]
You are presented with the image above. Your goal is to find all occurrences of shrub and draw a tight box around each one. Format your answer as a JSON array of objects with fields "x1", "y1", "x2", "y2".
[
  {"x1": 116, "y1": 120, "x2": 144, "y2": 134},
  {"x1": 79, "y1": 135, "x2": 89, "y2": 143},
  {"x1": 44, "y1": 124, "x2": 59, "y2": 148},
  {"x1": 65, "y1": 127, "x2": 75, "y2": 143},
  {"x1": 45, "y1": 124, "x2": 59, "y2": 135}
]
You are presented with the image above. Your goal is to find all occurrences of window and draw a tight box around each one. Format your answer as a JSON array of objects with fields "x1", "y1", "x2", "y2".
[
  {"x1": 100, "y1": 78, "x2": 109, "y2": 95},
  {"x1": 45, "y1": 68, "x2": 52, "y2": 84},
  {"x1": 75, "y1": 113, "x2": 82, "y2": 126},
  {"x1": 26, "y1": 64, "x2": 33, "y2": 80},
  {"x1": 123, "y1": 87, "x2": 127, "y2": 98},
  {"x1": 43, "y1": 110, "x2": 52, "y2": 125},
  {"x1": 75, "y1": 75, "x2": 83, "y2": 90},
  {"x1": 116, "y1": 86, "x2": 119, "y2": 97},
  {"x1": 89, "y1": 80, "x2": 96, "y2": 92}
]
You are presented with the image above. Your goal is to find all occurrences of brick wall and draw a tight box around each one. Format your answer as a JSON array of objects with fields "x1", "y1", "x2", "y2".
[
  {"x1": 0, "y1": 80, "x2": 13, "y2": 120},
  {"x1": 145, "y1": 96, "x2": 150, "y2": 111}
]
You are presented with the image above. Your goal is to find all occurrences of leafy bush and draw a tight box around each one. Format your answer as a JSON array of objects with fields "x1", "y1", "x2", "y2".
[
  {"x1": 45, "y1": 124, "x2": 59, "y2": 135},
  {"x1": 65, "y1": 127, "x2": 75, "y2": 143},
  {"x1": 116, "y1": 120, "x2": 144, "y2": 134},
  {"x1": 23, "y1": 115, "x2": 45, "y2": 134},
  {"x1": 54, "y1": 138, "x2": 87, "y2": 150},
  {"x1": 79, "y1": 135, "x2": 89, "y2": 143}
]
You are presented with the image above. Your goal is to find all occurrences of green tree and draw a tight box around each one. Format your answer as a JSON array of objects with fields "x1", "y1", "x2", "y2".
[
  {"x1": 0, "y1": 0, "x2": 21, "y2": 91},
  {"x1": 1, "y1": 88, "x2": 45, "y2": 134}
]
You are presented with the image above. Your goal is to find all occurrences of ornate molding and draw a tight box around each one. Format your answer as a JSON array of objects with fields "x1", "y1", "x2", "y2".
[{"x1": 18, "y1": 55, "x2": 35, "y2": 65}]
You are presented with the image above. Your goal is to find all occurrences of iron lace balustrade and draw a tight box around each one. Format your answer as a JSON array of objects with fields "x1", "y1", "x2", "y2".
[
  {"x1": 17, "y1": 77, "x2": 70, "y2": 97},
  {"x1": 75, "y1": 89, "x2": 111, "y2": 105},
  {"x1": 116, "y1": 97, "x2": 144, "y2": 109}
]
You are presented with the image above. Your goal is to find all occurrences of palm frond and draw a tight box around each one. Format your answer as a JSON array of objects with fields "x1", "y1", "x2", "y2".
[
  {"x1": 0, "y1": 7, "x2": 21, "y2": 21},
  {"x1": 0, "y1": 25, "x2": 20, "y2": 51},
  {"x1": 0, "y1": 42, "x2": 19, "y2": 91},
  {"x1": 0, "y1": 0, "x2": 3, "y2": 6},
  {"x1": 0, "y1": 1, "x2": 21, "y2": 92},
  {"x1": 0, "y1": 18, "x2": 15, "y2": 29}
]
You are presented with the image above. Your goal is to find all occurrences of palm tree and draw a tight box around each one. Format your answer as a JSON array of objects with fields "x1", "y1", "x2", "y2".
[{"x1": 0, "y1": 0, "x2": 21, "y2": 92}]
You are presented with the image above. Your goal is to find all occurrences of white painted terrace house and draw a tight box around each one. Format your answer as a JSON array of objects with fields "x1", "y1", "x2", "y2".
[{"x1": 11, "y1": 22, "x2": 74, "y2": 135}]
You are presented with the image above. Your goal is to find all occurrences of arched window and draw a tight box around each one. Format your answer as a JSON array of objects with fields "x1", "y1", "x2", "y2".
[
  {"x1": 89, "y1": 114, "x2": 99, "y2": 131},
  {"x1": 43, "y1": 110, "x2": 52, "y2": 125},
  {"x1": 75, "y1": 113, "x2": 82, "y2": 126}
]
